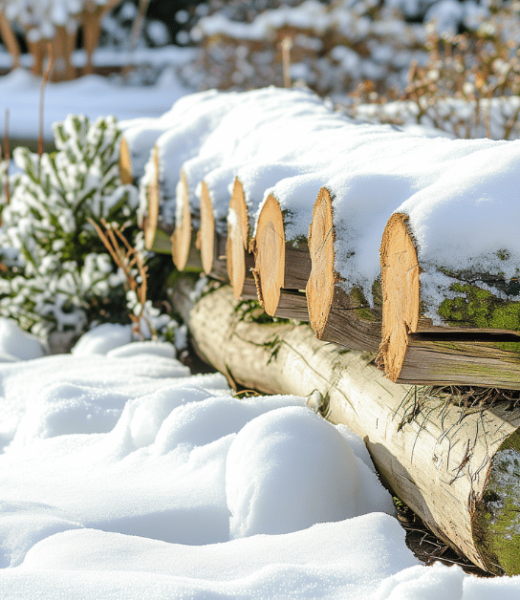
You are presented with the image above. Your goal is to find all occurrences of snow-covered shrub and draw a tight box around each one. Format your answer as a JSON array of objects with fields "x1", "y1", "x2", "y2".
[
  {"x1": 0, "y1": 114, "x2": 144, "y2": 340},
  {"x1": 347, "y1": 1, "x2": 520, "y2": 140},
  {"x1": 180, "y1": 0, "x2": 429, "y2": 96}
]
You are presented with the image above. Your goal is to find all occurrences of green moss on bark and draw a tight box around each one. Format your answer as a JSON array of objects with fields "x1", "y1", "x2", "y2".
[{"x1": 473, "y1": 430, "x2": 520, "y2": 575}]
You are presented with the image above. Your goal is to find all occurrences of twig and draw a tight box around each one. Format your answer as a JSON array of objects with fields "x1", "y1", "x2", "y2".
[
  {"x1": 38, "y1": 43, "x2": 54, "y2": 157},
  {"x1": 123, "y1": 0, "x2": 151, "y2": 78},
  {"x1": 89, "y1": 217, "x2": 154, "y2": 338}
]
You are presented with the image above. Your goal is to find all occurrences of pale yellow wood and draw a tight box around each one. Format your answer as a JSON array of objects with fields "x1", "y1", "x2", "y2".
[
  {"x1": 198, "y1": 180, "x2": 216, "y2": 275},
  {"x1": 226, "y1": 177, "x2": 249, "y2": 298},
  {"x1": 379, "y1": 213, "x2": 420, "y2": 381},
  {"x1": 144, "y1": 147, "x2": 160, "y2": 251},
  {"x1": 307, "y1": 187, "x2": 336, "y2": 337},
  {"x1": 171, "y1": 169, "x2": 192, "y2": 271},
  {"x1": 252, "y1": 194, "x2": 285, "y2": 316}
]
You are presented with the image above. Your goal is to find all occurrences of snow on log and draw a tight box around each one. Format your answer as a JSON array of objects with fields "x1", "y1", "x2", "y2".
[
  {"x1": 251, "y1": 193, "x2": 311, "y2": 317},
  {"x1": 175, "y1": 280, "x2": 520, "y2": 576},
  {"x1": 306, "y1": 187, "x2": 381, "y2": 351},
  {"x1": 378, "y1": 212, "x2": 520, "y2": 389}
]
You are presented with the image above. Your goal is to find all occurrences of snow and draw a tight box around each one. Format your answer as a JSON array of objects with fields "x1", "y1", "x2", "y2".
[
  {"x1": 1, "y1": 322, "x2": 520, "y2": 597},
  {"x1": 0, "y1": 55, "x2": 193, "y2": 141},
  {"x1": 128, "y1": 86, "x2": 520, "y2": 315},
  {"x1": 3, "y1": 33, "x2": 520, "y2": 596}
]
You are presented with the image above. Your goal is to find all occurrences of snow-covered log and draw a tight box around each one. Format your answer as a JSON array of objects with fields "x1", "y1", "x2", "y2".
[
  {"x1": 378, "y1": 212, "x2": 520, "y2": 389},
  {"x1": 306, "y1": 187, "x2": 381, "y2": 351},
  {"x1": 174, "y1": 280, "x2": 520, "y2": 576},
  {"x1": 251, "y1": 194, "x2": 311, "y2": 317},
  {"x1": 226, "y1": 177, "x2": 256, "y2": 299}
]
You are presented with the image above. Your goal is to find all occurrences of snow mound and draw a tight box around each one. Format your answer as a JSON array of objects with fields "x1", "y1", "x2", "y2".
[
  {"x1": 71, "y1": 323, "x2": 132, "y2": 356},
  {"x1": 227, "y1": 406, "x2": 365, "y2": 538},
  {"x1": 0, "y1": 318, "x2": 45, "y2": 362}
]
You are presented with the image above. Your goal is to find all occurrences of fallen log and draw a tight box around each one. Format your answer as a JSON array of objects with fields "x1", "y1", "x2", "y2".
[
  {"x1": 174, "y1": 280, "x2": 520, "y2": 576},
  {"x1": 251, "y1": 193, "x2": 312, "y2": 317},
  {"x1": 378, "y1": 212, "x2": 520, "y2": 389},
  {"x1": 306, "y1": 187, "x2": 381, "y2": 351}
]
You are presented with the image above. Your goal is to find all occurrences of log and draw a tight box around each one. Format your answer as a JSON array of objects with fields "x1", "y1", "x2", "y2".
[
  {"x1": 226, "y1": 177, "x2": 256, "y2": 298},
  {"x1": 197, "y1": 180, "x2": 215, "y2": 276},
  {"x1": 306, "y1": 187, "x2": 381, "y2": 351},
  {"x1": 378, "y1": 213, "x2": 520, "y2": 389},
  {"x1": 171, "y1": 168, "x2": 192, "y2": 271},
  {"x1": 175, "y1": 281, "x2": 520, "y2": 576},
  {"x1": 143, "y1": 146, "x2": 160, "y2": 250},
  {"x1": 251, "y1": 193, "x2": 312, "y2": 316}
]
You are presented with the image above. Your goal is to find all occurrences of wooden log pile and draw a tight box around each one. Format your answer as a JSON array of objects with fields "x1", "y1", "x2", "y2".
[
  {"x1": 123, "y1": 86, "x2": 520, "y2": 391},
  {"x1": 119, "y1": 87, "x2": 520, "y2": 574}
]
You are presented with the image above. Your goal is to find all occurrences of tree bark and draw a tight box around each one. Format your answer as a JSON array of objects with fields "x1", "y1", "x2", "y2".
[
  {"x1": 378, "y1": 213, "x2": 520, "y2": 389},
  {"x1": 175, "y1": 281, "x2": 520, "y2": 576},
  {"x1": 306, "y1": 187, "x2": 381, "y2": 351}
]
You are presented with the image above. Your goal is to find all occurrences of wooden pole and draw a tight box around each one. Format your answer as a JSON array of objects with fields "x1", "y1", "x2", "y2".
[
  {"x1": 306, "y1": 187, "x2": 381, "y2": 351},
  {"x1": 378, "y1": 212, "x2": 520, "y2": 389},
  {"x1": 174, "y1": 281, "x2": 520, "y2": 576}
]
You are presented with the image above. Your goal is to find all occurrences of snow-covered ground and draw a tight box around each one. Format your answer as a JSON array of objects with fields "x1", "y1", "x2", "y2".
[
  {"x1": 0, "y1": 47, "x2": 195, "y2": 141},
  {"x1": 0, "y1": 318, "x2": 517, "y2": 600},
  {"x1": 2, "y1": 60, "x2": 520, "y2": 597}
]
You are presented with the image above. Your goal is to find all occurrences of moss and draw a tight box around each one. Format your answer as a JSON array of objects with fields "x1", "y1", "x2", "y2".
[
  {"x1": 350, "y1": 286, "x2": 380, "y2": 322},
  {"x1": 438, "y1": 282, "x2": 520, "y2": 338},
  {"x1": 472, "y1": 430, "x2": 520, "y2": 575}
]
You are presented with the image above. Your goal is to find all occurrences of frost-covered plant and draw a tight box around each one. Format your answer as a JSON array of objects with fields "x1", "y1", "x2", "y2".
[
  {"x1": 0, "y1": 114, "x2": 141, "y2": 339},
  {"x1": 347, "y1": 1, "x2": 520, "y2": 140}
]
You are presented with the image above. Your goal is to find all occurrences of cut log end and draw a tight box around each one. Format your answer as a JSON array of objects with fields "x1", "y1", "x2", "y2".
[
  {"x1": 119, "y1": 136, "x2": 133, "y2": 185},
  {"x1": 199, "y1": 180, "x2": 215, "y2": 275},
  {"x1": 378, "y1": 212, "x2": 420, "y2": 381},
  {"x1": 306, "y1": 187, "x2": 336, "y2": 338},
  {"x1": 226, "y1": 178, "x2": 249, "y2": 299},
  {"x1": 171, "y1": 169, "x2": 192, "y2": 271},
  {"x1": 252, "y1": 194, "x2": 285, "y2": 316},
  {"x1": 144, "y1": 146, "x2": 159, "y2": 251}
]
